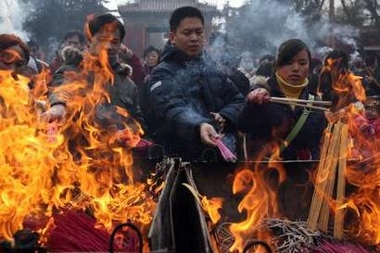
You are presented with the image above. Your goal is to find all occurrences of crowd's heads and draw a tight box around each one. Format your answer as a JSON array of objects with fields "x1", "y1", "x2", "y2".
[
  {"x1": 143, "y1": 45, "x2": 160, "y2": 67},
  {"x1": 85, "y1": 13, "x2": 125, "y2": 66},
  {"x1": 275, "y1": 38, "x2": 311, "y2": 69},
  {"x1": 256, "y1": 61, "x2": 274, "y2": 78},
  {"x1": 259, "y1": 54, "x2": 275, "y2": 65},
  {"x1": 169, "y1": 6, "x2": 204, "y2": 32},
  {"x1": 86, "y1": 13, "x2": 125, "y2": 42},
  {"x1": 0, "y1": 34, "x2": 30, "y2": 73},
  {"x1": 63, "y1": 30, "x2": 86, "y2": 50}
]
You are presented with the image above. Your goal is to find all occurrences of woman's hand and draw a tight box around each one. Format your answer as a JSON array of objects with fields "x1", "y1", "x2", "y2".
[{"x1": 247, "y1": 88, "x2": 270, "y2": 104}]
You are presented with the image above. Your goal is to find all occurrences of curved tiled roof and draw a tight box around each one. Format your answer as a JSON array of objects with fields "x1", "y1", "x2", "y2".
[{"x1": 119, "y1": 0, "x2": 219, "y2": 14}]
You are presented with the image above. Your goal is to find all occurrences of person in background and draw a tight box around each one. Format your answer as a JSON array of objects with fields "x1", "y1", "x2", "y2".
[
  {"x1": 147, "y1": 6, "x2": 244, "y2": 161},
  {"x1": 249, "y1": 59, "x2": 274, "y2": 90},
  {"x1": 27, "y1": 40, "x2": 45, "y2": 61},
  {"x1": 361, "y1": 55, "x2": 380, "y2": 97},
  {"x1": 45, "y1": 13, "x2": 143, "y2": 130},
  {"x1": 118, "y1": 44, "x2": 145, "y2": 86},
  {"x1": 237, "y1": 38, "x2": 327, "y2": 220},
  {"x1": 142, "y1": 45, "x2": 160, "y2": 78},
  {"x1": 0, "y1": 34, "x2": 30, "y2": 76},
  {"x1": 138, "y1": 45, "x2": 161, "y2": 118},
  {"x1": 25, "y1": 39, "x2": 50, "y2": 78},
  {"x1": 49, "y1": 30, "x2": 86, "y2": 74}
]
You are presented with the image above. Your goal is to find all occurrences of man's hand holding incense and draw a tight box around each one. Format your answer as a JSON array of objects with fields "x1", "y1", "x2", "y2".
[
  {"x1": 210, "y1": 112, "x2": 225, "y2": 131},
  {"x1": 199, "y1": 123, "x2": 220, "y2": 147},
  {"x1": 42, "y1": 104, "x2": 67, "y2": 122}
]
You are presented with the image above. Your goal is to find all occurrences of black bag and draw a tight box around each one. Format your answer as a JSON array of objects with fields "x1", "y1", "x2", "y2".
[{"x1": 148, "y1": 158, "x2": 213, "y2": 253}]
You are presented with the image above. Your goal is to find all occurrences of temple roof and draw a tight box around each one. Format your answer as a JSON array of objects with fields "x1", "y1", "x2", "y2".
[{"x1": 119, "y1": 0, "x2": 219, "y2": 15}]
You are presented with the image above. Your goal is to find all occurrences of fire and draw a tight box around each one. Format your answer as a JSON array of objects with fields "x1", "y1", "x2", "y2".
[
  {"x1": 344, "y1": 101, "x2": 380, "y2": 244},
  {"x1": 0, "y1": 36, "x2": 155, "y2": 250},
  {"x1": 229, "y1": 156, "x2": 284, "y2": 252},
  {"x1": 310, "y1": 56, "x2": 380, "y2": 245}
]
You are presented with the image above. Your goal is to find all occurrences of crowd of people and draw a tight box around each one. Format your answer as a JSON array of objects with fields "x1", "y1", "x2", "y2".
[
  {"x1": 1, "y1": 4, "x2": 380, "y2": 238},
  {"x1": 1, "y1": 6, "x2": 379, "y2": 165}
]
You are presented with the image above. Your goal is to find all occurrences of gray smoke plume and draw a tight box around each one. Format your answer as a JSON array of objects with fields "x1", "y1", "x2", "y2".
[
  {"x1": 221, "y1": 0, "x2": 359, "y2": 62},
  {"x1": 0, "y1": 0, "x2": 32, "y2": 40}
]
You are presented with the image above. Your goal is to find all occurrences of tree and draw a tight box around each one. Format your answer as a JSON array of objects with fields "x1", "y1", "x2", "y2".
[{"x1": 22, "y1": 0, "x2": 107, "y2": 60}]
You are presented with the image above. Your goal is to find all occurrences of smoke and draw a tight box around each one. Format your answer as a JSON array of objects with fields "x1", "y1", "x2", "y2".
[
  {"x1": 0, "y1": 0, "x2": 32, "y2": 40},
  {"x1": 221, "y1": 0, "x2": 359, "y2": 62}
]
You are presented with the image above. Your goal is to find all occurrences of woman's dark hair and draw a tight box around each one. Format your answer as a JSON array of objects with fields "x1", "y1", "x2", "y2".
[
  {"x1": 87, "y1": 13, "x2": 125, "y2": 41},
  {"x1": 143, "y1": 45, "x2": 160, "y2": 58},
  {"x1": 275, "y1": 39, "x2": 311, "y2": 68},
  {"x1": 169, "y1": 6, "x2": 204, "y2": 32},
  {"x1": 0, "y1": 34, "x2": 30, "y2": 62}
]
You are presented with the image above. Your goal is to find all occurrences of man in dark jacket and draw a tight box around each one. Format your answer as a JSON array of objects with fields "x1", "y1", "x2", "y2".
[
  {"x1": 147, "y1": 6, "x2": 244, "y2": 161},
  {"x1": 44, "y1": 14, "x2": 143, "y2": 133}
]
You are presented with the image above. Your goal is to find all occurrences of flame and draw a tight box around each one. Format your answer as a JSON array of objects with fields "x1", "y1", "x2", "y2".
[
  {"x1": 201, "y1": 196, "x2": 223, "y2": 224},
  {"x1": 344, "y1": 102, "x2": 380, "y2": 244},
  {"x1": 229, "y1": 154, "x2": 284, "y2": 252},
  {"x1": 314, "y1": 60, "x2": 379, "y2": 244},
  {"x1": 0, "y1": 34, "x2": 155, "y2": 249}
]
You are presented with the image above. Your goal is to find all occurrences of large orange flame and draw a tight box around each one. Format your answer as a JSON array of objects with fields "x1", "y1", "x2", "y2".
[
  {"x1": 229, "y1": 149, "x2": 285, "y2": 252},
  {"x1": 0, "y1": 37, "x2": 155, "y2": 248}
]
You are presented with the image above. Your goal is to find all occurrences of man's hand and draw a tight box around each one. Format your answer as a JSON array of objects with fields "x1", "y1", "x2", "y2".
[
  {"x1": 199, "y1": 123, "x2": 219, "y2": 147},
  {"x1": 42, "y1": 104, "x2": 66, "y2": 122},
  {"x1": 210, "y1": 112, "x2": 225, "y2": 131}
]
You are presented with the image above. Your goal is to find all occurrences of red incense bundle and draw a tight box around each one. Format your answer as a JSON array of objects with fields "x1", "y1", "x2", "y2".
[{"x1": 215, "y1": 138, "x2": 237, "y2": 162}]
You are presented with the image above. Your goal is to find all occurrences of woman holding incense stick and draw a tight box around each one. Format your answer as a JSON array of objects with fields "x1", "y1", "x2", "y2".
[
  {"x1": 237, "y1": 39, "x2": 327, "y2": 220},
  {"x1": 237, "y1": 39, "x2": 327, "y2": 162}
]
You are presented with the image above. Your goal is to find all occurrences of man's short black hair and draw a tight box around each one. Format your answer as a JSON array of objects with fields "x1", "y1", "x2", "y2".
[
  {"x1": 169, "y1": 6, "x2": 204, "y2": 32},
  {"x1": 64, "y1": 30, "x2": 86, "y2": 44},
  {"x1": 87, "y1": 13, "x2": 126, "y2": 41}
]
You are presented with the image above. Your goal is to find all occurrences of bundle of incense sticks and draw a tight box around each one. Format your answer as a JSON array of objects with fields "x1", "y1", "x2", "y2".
[
  {"x1": 47, "y1": 121, "x2": 59, "y2": 143},
  {"x1": 307, "y1": 116, "x2": 349, "y2": 239},
  {"x1": 215, "y1": 138, "x2": 237, "y2": 162},
  {"x1": 269, "y1": 97, "x2": 331, "y2": 111},
  {"x1": 135, "y1": 138, "x2": 154, "y2": 149}
]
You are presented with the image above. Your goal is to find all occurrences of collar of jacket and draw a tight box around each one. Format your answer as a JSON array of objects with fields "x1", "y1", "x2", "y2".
[
  {"x1": 160, "y1": 42, "x2": 203, "y2": 65},
  {"x1": 268, "y1": 75, "x2": 310, "y2": 100}
]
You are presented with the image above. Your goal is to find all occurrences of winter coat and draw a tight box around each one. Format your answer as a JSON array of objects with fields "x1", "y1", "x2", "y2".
[
  {"x1": 48, "y1": 54, "x2": 144, "y2": 130},
  {"x1": 237, "y1": 77, "x2": 327, "y2": 161},
  {"x1": 146, "y1": 43, "x2": 244, "y2": 161}
]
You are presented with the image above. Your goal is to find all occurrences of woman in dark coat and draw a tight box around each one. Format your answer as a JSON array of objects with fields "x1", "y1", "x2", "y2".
[{"x1": 237, "y1": 39, "x2": 327, "y2": 220}]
